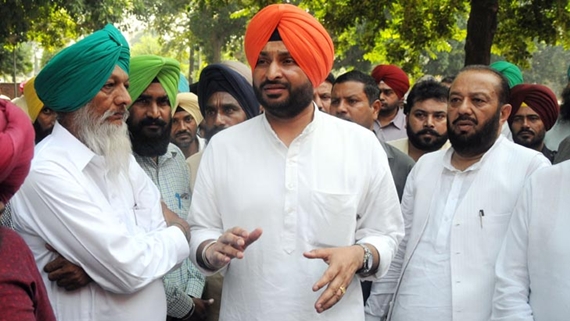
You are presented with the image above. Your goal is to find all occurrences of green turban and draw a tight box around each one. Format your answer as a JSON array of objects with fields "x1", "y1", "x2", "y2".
[
  {"x1": 128, "y1": 55, "x2": 180, "y2": 109},
  {"x1": 490, "y1": 61, "x2": 523, "y2": 88},
  {"x1": 35, "y1": 24, "x2": 129, "y2": 113}
]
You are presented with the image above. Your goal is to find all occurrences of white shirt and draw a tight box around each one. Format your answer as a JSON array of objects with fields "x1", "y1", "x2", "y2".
[
  {"x1": 377, "y1": 136, "x2": 548, "y2": 321},
  {"x1": 392, "y1": 149, "x2": 480, "y2": 321},
  {"x1": 189, "y1": 108, "x2": 404, "y2": 321},
  {"x1": 492, "y1": 162, "x2": 570, "y2": 321},
  {"x1": 11, "y1": 122, "x2": 190, "y2": 321}
]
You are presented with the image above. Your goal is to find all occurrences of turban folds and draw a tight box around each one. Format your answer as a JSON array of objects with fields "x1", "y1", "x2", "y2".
[
  {"x1": 371, "y1": 65, "x2": 410, "y2": 99},
  {"x1": 0, "y1": 100, "x2": 34, "y2": 204},
  {"x1": 198, "y1": 64, "x2": 259, "y2": 119},
  {"x1": 244, "y1": 4, "x2": 334, "y2": 88},
  {"x1": 175, "y1": 93, "x2": 203, "y2": 125},
  {"x1": 128, "y1": 55, "x2": 180, "y2": 110},
  {"x1": 35, "y1": 24, "x2": 130, "y2": 113},
  {"x1": 490, "y1": 61, "x2": 523, "y2": 88},
  {"x1": 23, "y1": 77, "x2": 44, "y2": 122},
  {"x1": 508, "y1": 84, "x2": 559, "y2": 131}
]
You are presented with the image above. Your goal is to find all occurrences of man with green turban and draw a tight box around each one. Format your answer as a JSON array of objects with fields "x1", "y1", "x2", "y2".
[
  {"x1": 126, "y1": 54, "x2": 211, "y2": 321},
  {"x1": 490, "y1": 60, "x2": 524, "y2": 140},
  {"x1": 11, "y1": 25, "x2": 191, "y2": 321},
  {"x1": 490, "y1": 61, "x2": 524, "y2": 88}
]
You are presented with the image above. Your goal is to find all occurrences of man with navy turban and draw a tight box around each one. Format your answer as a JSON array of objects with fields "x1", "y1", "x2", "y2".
[
  {"x1": 10, "y1": 25, "x2": 191, "y2": 321},
  {"x1": 188, "y1": 4, "x2": 403, "y2": 321},
  {"x1": 187, "y1": 62, "x2": 259, "y2": 190}
]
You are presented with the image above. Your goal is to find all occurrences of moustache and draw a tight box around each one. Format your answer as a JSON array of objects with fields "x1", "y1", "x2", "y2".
[
  {"x1": 517, "y1": 129, "x2": 535, "y2": 136},
  {"x1": 259, "y1": 80, "x2": 290, "y2": 90},
  {"x1": 140, "y1": 117, "x2": 168, "y2": 128},
  {"x1": 416, "y1": 128, "x2": 442, "y2": 137},
  {"x1": 175, "y1": 130, "x2": 192, "y2": 137},
  {"x1": 452, "y1": 115, "x2": 478, "y2": 125}
]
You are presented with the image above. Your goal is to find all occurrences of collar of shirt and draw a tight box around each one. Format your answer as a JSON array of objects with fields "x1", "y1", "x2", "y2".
[
  {"x1": 260, "y1": 103, "x2": 321, "y2": 149},
  {"x1": 443, "y1": 135, "x2": 505, "y2": 172},
  {"x1": 382, "y1": 108, "x2": 406, "y2": 130},
  {"x1": 48, "y1": 122, "x2": 99, "y2": 171}
]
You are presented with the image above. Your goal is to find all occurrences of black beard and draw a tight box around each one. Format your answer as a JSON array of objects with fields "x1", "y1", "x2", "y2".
[
  {"x1": 33, "y1": 120, "x2": 53, "y2": 144},
  {"x1": 448, "y1": 110, "x2": 501, "y2": 157},
  {"x1": 406, "y1": 125, "x2": 448, "y2": 152},
  {"x1": 254, "y1": 79, "x2": 313, "y2": 119},
  {"x1": 513, "y1": 129, "x2": 545, "y2": 150},
  {"x1": 127, "y1": 116, "x2": 172, "y2": 157}
]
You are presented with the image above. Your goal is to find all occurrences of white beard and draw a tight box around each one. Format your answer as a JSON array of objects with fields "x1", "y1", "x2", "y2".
[{"x1": 73, "y1": 104, "x2": 133, "y2": 180}]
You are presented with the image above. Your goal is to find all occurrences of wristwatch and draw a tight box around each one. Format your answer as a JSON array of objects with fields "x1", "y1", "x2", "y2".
[{"x1": 356, "y1": 243, "x2": 373, "y2": 275}]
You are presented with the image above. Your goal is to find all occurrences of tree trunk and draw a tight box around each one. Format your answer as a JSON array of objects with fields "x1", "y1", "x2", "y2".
[
  {"x1": 188, "y1": 45, "x2": 194, "y2": 84},
  {"x1": 464, "y1": 0, "x2": 499, "y2": 66}
]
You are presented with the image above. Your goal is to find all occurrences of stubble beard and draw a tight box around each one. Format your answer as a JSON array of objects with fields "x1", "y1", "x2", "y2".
[
  {"x1": 74, "y1": 103, "x2": 132, "y2": 180},
  {"x1": 254, "y1": 79, "x2": 314, "y2": 119},
  {"x1": 513, "y1": 128, "x2": 545, "y2": 150}
]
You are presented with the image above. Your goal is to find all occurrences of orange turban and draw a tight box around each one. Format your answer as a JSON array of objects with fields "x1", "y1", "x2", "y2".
[
  {"x1": 508, "y1": 84, "x2": 559, "y2": 131},
  {"x1": 371, "y1": 65, "x2": 410, "y2": 99},
  {"x1": 244, "y1": 4, "x2": 334, "y2": 88}
]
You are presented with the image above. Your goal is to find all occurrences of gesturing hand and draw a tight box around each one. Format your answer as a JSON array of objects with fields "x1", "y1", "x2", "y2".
[
  {"x1": 303, "y1": 245, "x2": 364, "y2": 313},
  {"x1": 202, "y1": 227, "x2": 263, "y2": 270}
]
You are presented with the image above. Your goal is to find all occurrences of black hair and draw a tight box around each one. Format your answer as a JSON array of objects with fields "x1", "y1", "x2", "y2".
[
  {"x1": 334, "y1": 70, "x2": 379, "y2": 105},
  {"x1": 324, "y1": 73, "x2": 335, "y2": 84},
  {"x1": 404, "y1": 79, "x2": 449, "y2": 114}
]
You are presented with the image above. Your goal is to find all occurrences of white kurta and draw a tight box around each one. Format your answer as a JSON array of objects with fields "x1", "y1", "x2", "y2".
[
  {"x1": 189, "y1": 109, "x2": 404, "y2": 321},
  {"x1": 385, "y1": 136, "x2": 549, "y2": 321},
  {"x1": 11, "y1": 123, "x2": 190, "y2": 321},
  {"x1": 492, "y1": 161, "x2": 570, "y2": 321}
]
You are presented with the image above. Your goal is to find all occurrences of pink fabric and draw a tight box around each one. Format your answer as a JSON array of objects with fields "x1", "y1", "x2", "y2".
[{"x1": 0, "y1": 99, "x2": 35, "y2": 204}]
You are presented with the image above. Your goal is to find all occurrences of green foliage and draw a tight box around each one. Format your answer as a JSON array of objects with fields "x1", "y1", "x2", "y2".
[{"x1": 0, "y1": 43, "x2": 33, "y2": 80}]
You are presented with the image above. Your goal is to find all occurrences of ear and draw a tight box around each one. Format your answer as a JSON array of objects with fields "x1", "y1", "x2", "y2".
[
  {"x1": 372, "y1": 99, "x2": 381, "y2": 119},
  {"x1": 499, "y1": 103, "x2": 512, "y2": 126}
]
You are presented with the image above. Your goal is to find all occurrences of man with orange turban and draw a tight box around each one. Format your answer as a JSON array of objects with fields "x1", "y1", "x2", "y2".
[
  {"x1": 508, "y1": 84, "x2": 559, "y2": 162},
  {"x1": 371, "y1": 64, "x2": 410, "y2": 142},
  {"x1": 188, "y1": 4, "x2": 403, "y2": 321}
]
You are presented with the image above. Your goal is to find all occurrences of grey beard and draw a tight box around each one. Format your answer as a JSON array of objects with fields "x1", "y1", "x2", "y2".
[{"x1": 73, "y1": 104, "x2": 133, "y2": 180}]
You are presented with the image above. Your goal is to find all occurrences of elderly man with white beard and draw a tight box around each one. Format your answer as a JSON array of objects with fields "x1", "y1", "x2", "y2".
[{"x1": 10, "y1": 25, "x2": 191, "y2": 321}]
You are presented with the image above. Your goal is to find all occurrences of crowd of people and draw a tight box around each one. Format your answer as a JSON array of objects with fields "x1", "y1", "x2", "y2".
[{"x1": 0, "y1": 3, "x2": 568, "y2": 321}]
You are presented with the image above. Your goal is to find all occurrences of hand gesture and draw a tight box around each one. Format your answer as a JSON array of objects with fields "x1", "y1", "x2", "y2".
[{"x1": 303, "y1": 245, "x2": 364, "y2": 313}]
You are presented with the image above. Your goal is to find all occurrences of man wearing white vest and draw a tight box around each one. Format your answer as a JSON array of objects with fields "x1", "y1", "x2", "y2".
[{"x1": 369, "y1": 65, "x2": 550, "y2": 321}]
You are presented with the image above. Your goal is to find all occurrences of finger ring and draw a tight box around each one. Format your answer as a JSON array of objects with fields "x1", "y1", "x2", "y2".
[{"x1": 339, "y1": 286, "x2": 346, "y2": 295}]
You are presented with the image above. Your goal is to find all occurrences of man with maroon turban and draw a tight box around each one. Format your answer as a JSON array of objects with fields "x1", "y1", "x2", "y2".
[
  {"x1": 508, "y1": 84, "x2": 559, "y2": 162},
  {"x1": 0, "y1": 99, "x2": 56, "y2": 320},
  {"x1": 188, "y1": 4, "x2": 403, "y2": 321},
  {"x1": 371, "y1": 64, "x2": 410, "y2": 141}
]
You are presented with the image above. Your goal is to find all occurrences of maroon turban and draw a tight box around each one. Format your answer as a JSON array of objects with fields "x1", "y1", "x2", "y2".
[
  {"x1": 0, "y1": 99, "x2": 35, "y2": 204},
  {"x1": 508, "y1": 84, "x2": 559, "y2": 131},
  {"x1": 371, "y1": 64, "x2": 410, "y2": 99}
]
